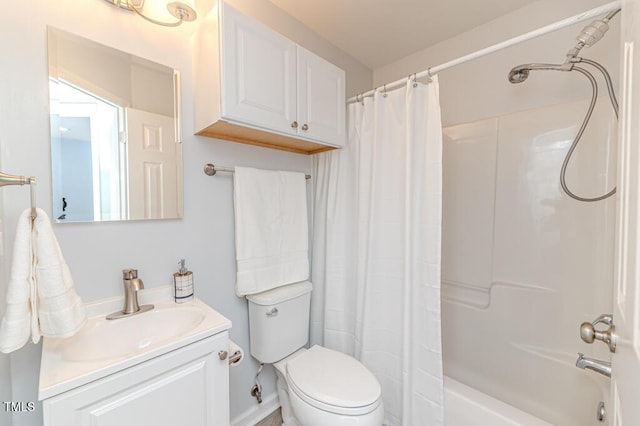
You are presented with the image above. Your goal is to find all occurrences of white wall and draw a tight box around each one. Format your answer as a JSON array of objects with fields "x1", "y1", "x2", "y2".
[
  {"x1": 373, "y1": 0, "x2": 619, "y2": 127},
  {"x1": 0, "y1": 1, "x2": 371, "y2": 425}
]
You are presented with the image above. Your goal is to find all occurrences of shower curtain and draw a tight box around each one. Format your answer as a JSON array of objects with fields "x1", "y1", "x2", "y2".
[{"x1": 311, "y1": 78, "x2": 443, "y2": 425}]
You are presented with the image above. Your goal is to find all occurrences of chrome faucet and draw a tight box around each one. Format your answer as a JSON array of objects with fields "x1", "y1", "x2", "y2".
[
  {"x1": 575, "y1": 352, "x2": 611, "y2": 378},
  {"x1": 106, "y1": 269, "x2": 154, "y2": 320}
]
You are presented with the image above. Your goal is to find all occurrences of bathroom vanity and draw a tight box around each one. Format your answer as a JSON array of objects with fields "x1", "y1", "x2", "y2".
[{"x1": 38, "y1": 287, "x2": 232, "y2": 426}]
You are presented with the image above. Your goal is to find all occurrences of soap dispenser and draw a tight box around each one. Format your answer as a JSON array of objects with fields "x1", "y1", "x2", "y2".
[{"x1": 173, "y1": 259, "x2": 194, "y2": 303}]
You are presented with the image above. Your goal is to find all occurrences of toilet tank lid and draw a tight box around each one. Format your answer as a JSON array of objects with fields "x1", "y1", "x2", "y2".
[{"x1": 246, "y1": 281, "x2": 312, "y2": 305}]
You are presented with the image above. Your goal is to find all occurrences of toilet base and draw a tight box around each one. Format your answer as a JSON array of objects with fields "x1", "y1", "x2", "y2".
[{"x1": 276, "y1": 369, "x2": 301, "y2": 426}]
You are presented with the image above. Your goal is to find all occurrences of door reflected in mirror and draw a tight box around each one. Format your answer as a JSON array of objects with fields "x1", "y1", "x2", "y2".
[{"x1": 48, "y1": 27, "x2": 183, "y2": 222}]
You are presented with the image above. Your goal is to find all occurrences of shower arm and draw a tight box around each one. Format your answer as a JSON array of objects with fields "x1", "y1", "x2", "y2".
[{"x1": 603, "y1": 8, "x2": 622, "y2": 22}]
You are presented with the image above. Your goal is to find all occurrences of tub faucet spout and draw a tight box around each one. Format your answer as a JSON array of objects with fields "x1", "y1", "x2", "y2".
[{"x1": 575, "y1": 352, "x2": 611, "y2": 377}]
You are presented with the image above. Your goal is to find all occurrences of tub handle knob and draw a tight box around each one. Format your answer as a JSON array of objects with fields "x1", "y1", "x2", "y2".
[{"x1": 580, "y1": 313, "x2": 616, "y2": 353}]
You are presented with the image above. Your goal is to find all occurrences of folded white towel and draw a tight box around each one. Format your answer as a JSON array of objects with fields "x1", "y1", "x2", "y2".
[
  {"x1": 0, "y1": 208, "x2": 86, "y2": 353},
  {"x1": 233, "y1": 167, "x2": 309, "y2": 296}
]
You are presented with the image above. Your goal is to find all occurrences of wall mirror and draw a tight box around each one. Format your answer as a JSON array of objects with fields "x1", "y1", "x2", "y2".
[{"x1": 47, "y1": 27, "x2": 183, "y2": 222}]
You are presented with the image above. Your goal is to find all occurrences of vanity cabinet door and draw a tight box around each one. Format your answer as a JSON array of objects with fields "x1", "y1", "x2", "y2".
[
  {"x1": 221, "y1": 3, "x2": 297, "y2": 135},
  {"x1": 296, "y1": 46, "x2": 346, "y2": 147},
  {"x1": 43, "y1": 333, "x2": 230, "y2": 426}
]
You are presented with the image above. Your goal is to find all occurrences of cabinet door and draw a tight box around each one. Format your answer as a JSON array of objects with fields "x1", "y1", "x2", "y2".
[
  {"x1": 43, "y1": 334, "x2": 229, "y2": 426},
  {"x1": 296, "y1": 46, "x2": 346, "y2": 147},
  {"x1": 221, "y1": 3, "x2": 297, "y2": 135}
]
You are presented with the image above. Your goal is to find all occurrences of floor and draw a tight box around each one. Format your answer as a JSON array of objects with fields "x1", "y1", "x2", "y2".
[{"x1": 256, "y1": 408, "x2": 283, "y2": 426}]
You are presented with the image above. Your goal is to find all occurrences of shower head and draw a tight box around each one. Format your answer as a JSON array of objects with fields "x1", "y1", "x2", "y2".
[
  {"x1": 507, "y1": 63, "x2": 573, "y2": 84},
  {"x1": 508, "y1": 67, "x2": 530, "y2": 84}
]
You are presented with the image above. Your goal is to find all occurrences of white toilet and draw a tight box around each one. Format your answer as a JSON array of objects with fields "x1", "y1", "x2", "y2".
[{"x1": 247, "y1": 281, "x2": 384, "y2": 426}]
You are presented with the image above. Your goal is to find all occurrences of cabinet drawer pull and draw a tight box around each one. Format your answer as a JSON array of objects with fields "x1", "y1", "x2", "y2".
[
  {"x1": 291, "y1": 121, "x2": 298, "y2": 129},
  {"x1": 301, "y1": 124, "x2": 309, "y2": 131}
]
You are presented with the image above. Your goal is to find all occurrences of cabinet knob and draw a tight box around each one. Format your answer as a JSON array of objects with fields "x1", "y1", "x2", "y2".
[
  {"x1": 291, "y1": 121, "x2": 298, "y2": 129},
  {"x1": 301, "y1": 124, "x2": 309, "y2": 131},
  {"x1": 218, "y1": 350, "x2": 228, "y2": 360}
]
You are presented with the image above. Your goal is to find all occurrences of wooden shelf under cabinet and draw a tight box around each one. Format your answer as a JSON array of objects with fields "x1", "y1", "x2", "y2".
[{"x1": 196, "y1": 121, "x2": 337, "y2": 155}]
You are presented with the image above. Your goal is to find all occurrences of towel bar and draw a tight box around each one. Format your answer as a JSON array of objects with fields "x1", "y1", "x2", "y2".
[
  {"x1": 203, "y1": 163, "x2": 311, "y2": 180},
  {"x1": 0, "y1": 172, "x2": 37, "y2": 219}
]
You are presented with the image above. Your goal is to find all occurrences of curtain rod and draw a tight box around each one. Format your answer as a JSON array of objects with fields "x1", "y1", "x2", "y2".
[{"x1": 347, "y1": 0, "x2": 622, "y2": 104}]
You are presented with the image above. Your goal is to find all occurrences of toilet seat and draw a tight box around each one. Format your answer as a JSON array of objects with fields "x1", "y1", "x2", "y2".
[{"x1": 285, "y1": 345, "x2": 382, "y2": 416}]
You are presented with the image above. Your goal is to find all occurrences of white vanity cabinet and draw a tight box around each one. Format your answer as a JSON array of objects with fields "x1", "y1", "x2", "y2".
[
  {"x1": 42, "y1": 332, "x2": 229, "y2": 426},
  {"x1": 194, "y1": 1, "x2": 345, "y2": 154}
]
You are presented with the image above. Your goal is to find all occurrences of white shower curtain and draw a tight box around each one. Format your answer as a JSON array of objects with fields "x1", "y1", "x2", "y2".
[{"x1": 311, "y1": 78, "x2": 443, "y2": 425}]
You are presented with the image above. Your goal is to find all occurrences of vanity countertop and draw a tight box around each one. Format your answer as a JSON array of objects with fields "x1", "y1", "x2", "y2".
[{"x1": 38, "y1": 286, "x2": 231, "y2": 400}]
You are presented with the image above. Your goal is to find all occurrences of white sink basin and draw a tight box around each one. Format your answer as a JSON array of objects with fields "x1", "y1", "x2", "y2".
[
  {"x1": 60, "y1": 304, "x2": 206, "y2": 362},
  {"x1": 39, "y1": 286, "x2": 231, "y2": 400}
]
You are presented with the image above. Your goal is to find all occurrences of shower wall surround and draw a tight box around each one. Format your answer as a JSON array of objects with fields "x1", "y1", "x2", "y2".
[{"x1": 442, "y1": 98, "x2": 615, "y2": 425}]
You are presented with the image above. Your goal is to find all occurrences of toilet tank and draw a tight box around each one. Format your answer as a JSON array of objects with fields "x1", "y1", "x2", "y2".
[{"x1": 246, "y1": 281, "x2": 312, "y2": 363}]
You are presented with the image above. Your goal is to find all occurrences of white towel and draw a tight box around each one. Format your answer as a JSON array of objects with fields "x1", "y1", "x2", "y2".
[
  {"x1": 233, "y1": 167, "x2": 309, "y2": 296},
  {"x1": 0, "y1": 208, "x2": 86, "y2": 353}
]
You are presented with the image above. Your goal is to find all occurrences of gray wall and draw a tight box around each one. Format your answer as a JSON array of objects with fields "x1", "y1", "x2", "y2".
[
  {"x1": 0, "y1": 0, "x2": 371, "y2": 425},
  {"x1": 0, "y1": 144, "x2": 10, "y2": 426}
]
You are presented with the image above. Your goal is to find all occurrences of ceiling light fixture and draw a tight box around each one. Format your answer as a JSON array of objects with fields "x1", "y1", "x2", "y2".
[{"x1": 103, "y1": 0, "x2": 197, "y2": 27}]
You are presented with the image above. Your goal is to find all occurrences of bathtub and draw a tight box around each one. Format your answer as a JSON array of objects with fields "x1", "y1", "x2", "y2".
[{"x1": 444, "y1": 377, "x2": 552, "y2": 426}]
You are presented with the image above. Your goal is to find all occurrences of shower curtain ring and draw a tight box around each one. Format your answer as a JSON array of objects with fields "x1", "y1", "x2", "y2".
[
  {"x1": 426, "y1": 68, "x2": 433, "y2": 83},
  {"x1": 411, "y1": 73, "x2": 418, "y2": 87}
]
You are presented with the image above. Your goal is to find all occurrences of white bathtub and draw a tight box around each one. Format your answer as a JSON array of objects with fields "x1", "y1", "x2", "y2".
[{"x1": 444, "y1": 377, "x2": 552, "y2": 426}]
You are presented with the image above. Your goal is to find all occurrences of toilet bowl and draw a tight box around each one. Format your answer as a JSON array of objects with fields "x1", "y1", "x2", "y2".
[{"x1": 274, "y1": 345, "x2": 384, "y2": 426}]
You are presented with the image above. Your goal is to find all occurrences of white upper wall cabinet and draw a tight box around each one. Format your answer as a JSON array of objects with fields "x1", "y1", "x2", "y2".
[
  {"x1": 297, "y1": 46, "x2": 345, "y2": 146},
  {"x1": 221, "y1": 4, "x2": 297, "y2": 134},
  {"x1": 194, "y1": 1, "x2": 346, "y2": 155}
]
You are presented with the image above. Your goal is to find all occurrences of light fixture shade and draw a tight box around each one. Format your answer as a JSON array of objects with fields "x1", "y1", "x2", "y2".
[
  {"x1": 103, "y1": 0, "x2": 196, "y2": 26},
  {"x1": 167, "y1": 0, "x2": 196, "y2": 22},
  {"x1": 104, "y1": 0, "x2": 143, "y2": 10}
]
